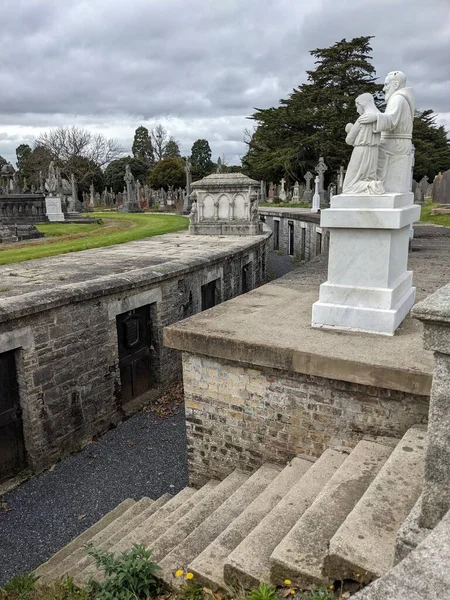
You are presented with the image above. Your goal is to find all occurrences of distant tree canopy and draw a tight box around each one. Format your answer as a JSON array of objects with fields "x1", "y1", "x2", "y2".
[
  {"x1": 148, "y1": 157, "x2": 185, "y2": 190},
  {"x1": 132, "y1": 126, "x2": 155, "y2": 166},
  {"x1": 163, "y1": 139, "x2": 181, "y2": 159},
  {"x1": 15, "y1": 144, "x2": 32, "y2": 181},
  {"x1": 104, "y1": 156, "x2": 150, "y2": 193},
  {"x1": 191, "y1": 139, "x2": 213, "y2": 179},
  {"x1": 0, "y1": 155, "x2": 7, "y2": 169},
  {"x1": 413, "y1": 110, "x2": 450, "y2": 181},
  {"x1": 242, "y1": 35, "x2": 450, "y2": 185}
]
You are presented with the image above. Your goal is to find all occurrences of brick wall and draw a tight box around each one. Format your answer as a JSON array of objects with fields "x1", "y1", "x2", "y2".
[
  {"x1": 183, "y1": 354, "x2": 429, "y2": 486},
  {"x1": 263, "y1": 214, "x2": 329, "y2": 261},
  {"x1": 0, "y1": 239, "x2": 268, "y2": 473}
]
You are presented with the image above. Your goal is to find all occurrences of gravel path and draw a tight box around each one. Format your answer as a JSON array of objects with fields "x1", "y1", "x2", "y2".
[{"x1": 0, "y1": 405, "x2": 188, "y2": 585}]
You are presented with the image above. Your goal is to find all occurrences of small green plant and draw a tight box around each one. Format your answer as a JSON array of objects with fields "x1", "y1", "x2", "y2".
[
  {"x1": 0, "y1": 573, "x2": 36, "y2": 599},
  {"x1": 177, "y1": 582, "x2": 205, "y2": 600},
  {"x1": 86, "y1": 543, "x2": 160, "y2": 599},
  {"x1": 248, "y1": 582, "x2": 278, "y2": 600},
  {"x1": 0, "y1": 575, "x2": 88, "y2": 600},
  {"x1": 300, "y1": 586, "x2": 335, "y2": 600}
]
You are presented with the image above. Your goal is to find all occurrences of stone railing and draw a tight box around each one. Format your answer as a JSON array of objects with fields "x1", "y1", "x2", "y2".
[{"x1": 0, "y1": 194, "x2": 48, "y2": 224}]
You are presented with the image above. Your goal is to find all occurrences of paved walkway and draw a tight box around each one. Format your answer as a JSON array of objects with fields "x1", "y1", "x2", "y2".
[{"x1": 0, "y1": 404, "x2": 188, "y2": 585}]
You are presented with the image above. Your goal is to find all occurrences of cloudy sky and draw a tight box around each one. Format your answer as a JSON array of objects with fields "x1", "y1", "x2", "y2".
[{"x1": 0, "y1": 0, "x2": 449, "y2": 167}]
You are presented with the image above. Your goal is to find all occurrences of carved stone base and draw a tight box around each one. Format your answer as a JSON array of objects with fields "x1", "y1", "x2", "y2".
[
  {"x1": 189, "y1": 221, "x2": 263, "y2": 236},
  {"x1": 312, "y1": 193, "x2": 421, "y2": 335}
]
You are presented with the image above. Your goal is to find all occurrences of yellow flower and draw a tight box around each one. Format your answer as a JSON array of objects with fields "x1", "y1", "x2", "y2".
[
  {"x1": 329, "y1": 585, "x2": 334, "y2": 590},
  {"x1": 175, "y1": 569, "x2": 184, "y2": 578},
  {"x1": 356, "y1": 573, "x2": 360, "y2": 577},
  {"x1": 186, "y1": 572, "x2": 194, "y2": 580},
  {"x1": 290, "y1": 590, "x2": 295, "y2": 596},
  {"x1": 284, "y1": 580, "x2": 292, "y2": 586}
]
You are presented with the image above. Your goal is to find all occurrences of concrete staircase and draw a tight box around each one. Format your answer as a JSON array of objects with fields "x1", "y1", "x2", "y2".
[{"x1": 35, "y1": 427, "x2": 426, "y2": 592}]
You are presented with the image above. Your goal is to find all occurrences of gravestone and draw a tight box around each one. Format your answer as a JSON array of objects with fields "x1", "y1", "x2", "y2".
[
  {"x1": 184, "y1": 157, "x2": 192, "y2": 212},
  {"x1": 337, "y1": 166, "x2": 346, "y2": 194},
  {"x1": 292, "y1": 181, "x2": 300, "y2": 203},
  {"x1": 279, "y1": 178, "x2": 287, "y2": 201},
  {"x1": 419, "y1": 175, "x2": 429, "y2": 196},
  {"x1": 311, "y1": 176, "x2": 320, "y2": 213},
  {"x1": 119, "y1": 165, "x2": 142, "y2": 212},
  {"x1": 315, "y1": 157, "x2": 328, "y2": 205},
  {"x1": 45, "y1": 196, "x2": 65, "y2": 221},
  {"x1": 268, "y1": 182, "x2": 275, "y2": 202},
  {"x1": 303, "y1": 171, "x2": 313, "y2": 204},
  {"x1": 432, "y1": 170, "x2": 450, "y2": 205},
  {"x1": 260, "y1": 180, "x2": 266, "y2": 202},
  {"x1": 414, "y1": 185, "x2": 425, "y2": 205}
]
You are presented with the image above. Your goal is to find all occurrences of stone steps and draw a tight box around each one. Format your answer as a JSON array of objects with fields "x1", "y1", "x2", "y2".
[
  {"x1": 324, "y1": 427, "x2": 426, "y2": 583},
  {"x1": 224, "y1": 449, "x2": 347, "y2": 589},
  {"x1": 78, "y1": 486, "x2": 199, "y2": 584},
  {"x1": 189, "y1": 456, "x2": 315, "y2": 591},
  {"x1": 34, "y1": 498, "x2": 135, "y2": 579},
  {"x1": 160, "y1": 464, "x2": 282, "y2": 589},
  {"x1": 42, "y1": 495, "x2": 170, "y2": 583},
  {"x1": 270, "y1": 440, "x2": 394, "y2": 588},
  {"x1": 36, "y1": 428, "x2": 427, "y2": 594}
]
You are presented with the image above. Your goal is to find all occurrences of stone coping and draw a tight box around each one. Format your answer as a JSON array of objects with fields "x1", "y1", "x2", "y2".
[
  {"x1": 164, "y1": 280, "x2": 432, "y2": 396},
  {"x1": 412, "y1": 282, "x2": 450, "y2": 324},
  {"x1": 0, "y1": 230, "x2": 271, "y2": 323},
  {"x1": 164, "y1": 223, "x2": 450, "y2": 397},
  {"x1": 259, "y1": 207, "x2": 320, "y2": 224}
]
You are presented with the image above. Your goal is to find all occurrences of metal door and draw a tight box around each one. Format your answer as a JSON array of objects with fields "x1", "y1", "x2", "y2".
[
  {"x1": 116, "y1": 305, "x2": 152, "y2": 404},
  {"x1": 201, "y1": 280, "x2": 217, "y2": 311},
  {"x1": 0, "y1": 350, "x2": 26, "y2": 482}
]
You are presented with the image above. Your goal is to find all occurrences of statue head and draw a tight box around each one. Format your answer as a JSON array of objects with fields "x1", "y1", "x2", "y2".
[
  {"x1": 355, "y1": 93, "x2": 377, "y2": 115},
  {"x1": 383, "y1": 71, "x2": 407, "y2": 101}
]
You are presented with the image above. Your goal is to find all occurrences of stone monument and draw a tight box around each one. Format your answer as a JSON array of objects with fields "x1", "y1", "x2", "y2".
[
  {"x1": 311, "y1": 176, "x2": 321, "y2": 213},
  {"x1": 189, "y1": 172, "x2": 263, "y2": 235},
  {"x1": 119, "y1": 165, "x2": 143, "y2": 213},
  {"x1": 312, "y1": 70, "x2": 421, "y2": 335},
  {"x1": 44, "y1": 161, "x2": 65, "y2": 222},
  {"x1": 292, "y1": 181, "x2": 300, "y2": 203},
  {"x1": 278, "y1": 178, "x2": 287, "y2": 201},
  {"x1": 183, "y1": 156, "x2": 192, "y2": 212},
  {"x1": 268, "y1": 182, "x2": 275, "y2": 203},
  {"x1": 302, "y1": 171, "x2": 313, "y2": 204},
  {"x1": 315, "y1": 157, "x2": 328, "y2": 205}
]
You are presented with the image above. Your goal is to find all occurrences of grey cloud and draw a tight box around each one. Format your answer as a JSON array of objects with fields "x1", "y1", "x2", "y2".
[{"x1": 0, "y1": 0, "x2": 449, "y2": 165}]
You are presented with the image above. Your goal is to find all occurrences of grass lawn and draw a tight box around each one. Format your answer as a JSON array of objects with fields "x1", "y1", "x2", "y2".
[
  {"x1": 420, "y1": 202, "x2": 450, "y2": 228},
  {"x1": 0, "y1": 212, "x2": 188, "y2": 265}
]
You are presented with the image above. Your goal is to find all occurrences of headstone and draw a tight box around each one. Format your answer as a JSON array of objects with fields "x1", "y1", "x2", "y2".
[
  {"x1": 45, "y1": 196, "x2": 65, "y2": 221},
  {"x1": 432, "y1": 170, "x2": 450, "y2": 205},
  {"x1": 414, "y1": 185, "x2": 425, "y2": 205},
  {"x1": 419, "y1": 175, "x2": 429, "y2": 196},
  {"x1": 337, "y1": 166, "x2": 346, "y2": 194},
  {"x1": 89, "y1": 183, "x2": 95, "y2": 209},
  {"x1": 260, "y1": 180, "x2": 266, "y2": 202},
  {"x1": 120, "y1": 164, "x2": 142, "y2": 212},
  {"x1": 303, "y1": 171, "x2": 313, "y2": 204},
  {"x1": 268, "y1": 182, "x2": 275, "y2": 203},
  {"x1": 279, "y1": 178, "x2": 287, "y2": 201},
  {"x1": 311, "y1": 176, "x2": 320, "y2": 213},
  {"x1": 315, "y1": 157, "x2": 328, "y2": 205},
  {"x1": 184, "y1": 156, "x2": 192, "y2": 212},
  {"x1": 292, "y1": 181, "x2": 300, "y2": 203}
]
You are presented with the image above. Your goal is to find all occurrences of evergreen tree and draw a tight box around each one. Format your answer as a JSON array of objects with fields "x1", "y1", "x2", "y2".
[
  {"x1": 0, "y1": 155, "x2": 7, "y2": 169},
  {"x1": 163, "y1": 139, "x2": 181, "y2": 159},
  {"x1": 104, "y1": 156, "x2": 150, "y2": 193},
  {"x1": 242, "y1": 36, "x2": 382, "y2": 183},
  {"x1": 132, "y1": 126, "x2": 154, "y2": 166},
  {"x1": 16, "y1": 143, "x2": 32, "y2": 175},
  {"x1": 148, "y1": 157, "x2": 185, "y2": 189},
  {"x1": 413, "y1": 110, "x2": 450, "y2": 181},
  {"x1": 191, "y1": 139, "x2": 213, "y2": 179}
]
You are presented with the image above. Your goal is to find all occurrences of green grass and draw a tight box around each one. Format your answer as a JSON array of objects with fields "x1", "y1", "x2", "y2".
[
  {"x1": 0, "y1": 212, "x2": 188, "y2": 265},
  {"x1": 261, "y1": 202, "x2": 310, "y2": 208},
  {"x1": 37, "y1": 222, "x2": 104, "y2": 237},
  {"x1": 420, "y1": 202, "x2": 450, "y2": 228}
]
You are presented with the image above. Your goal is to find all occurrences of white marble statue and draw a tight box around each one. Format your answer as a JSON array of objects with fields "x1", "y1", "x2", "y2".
[
  {"x1": 342, "y1": 93, "x2": 384, "y2": 195},
  {"x1": 359, "y1": 71, "x2": 415, "y2": 193}
]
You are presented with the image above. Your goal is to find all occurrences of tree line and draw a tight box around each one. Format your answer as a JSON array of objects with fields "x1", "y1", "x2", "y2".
[
  {"x1": 241, "y1": 36, "x2": 450, "y2": 186},
  {"x1": 1, "y1": 125, "x2": 227, "y2": 196}
]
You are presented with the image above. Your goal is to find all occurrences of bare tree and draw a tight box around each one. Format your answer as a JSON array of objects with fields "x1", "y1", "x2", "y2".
[
  {"x1": 151, "y1": 125, "x2": 169, "y2": 162},
  {"x1": 35, "y1": 126, "x2": 124, "y2": 186}
]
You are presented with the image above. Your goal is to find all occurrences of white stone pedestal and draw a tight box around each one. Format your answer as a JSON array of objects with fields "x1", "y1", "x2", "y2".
[
  {"x1": 45, "y1": 196, "x2": 65, "y2": 222},
  {"x1": 311, "y1": 193, "x2": 421, "y2": 335}
]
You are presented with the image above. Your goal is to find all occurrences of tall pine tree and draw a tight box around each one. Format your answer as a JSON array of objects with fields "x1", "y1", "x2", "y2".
[
  {"x1": 243, "y1": 36, "x2": 381, "y2": 183},
  {"x1": 132, "y1": 126, "x2": 155, "y2": 166}
]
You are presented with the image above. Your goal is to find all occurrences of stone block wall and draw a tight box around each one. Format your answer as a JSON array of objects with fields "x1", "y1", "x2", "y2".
[
  {"x1": 0, "y1": 238, "x2": 268, "y2": 473},
  {"x1": 262, "y1": 213, "x2": 329, "y2": 262},
  {"x1": 183, "y1": 354, "x2": 429, "y2": 486}
]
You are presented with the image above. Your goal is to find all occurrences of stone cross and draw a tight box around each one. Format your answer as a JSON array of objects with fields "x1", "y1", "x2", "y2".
[
  {"x1": 311, "y1": 176, "x2": 320, "y2": 213},
  {"x1": 216, "y1": 157, "x2": 223, "y2": 173},
  {"x1": 292, "y1": 181, "x2": 300, "y2": 203},
  {"x1": 315, "y1": 157, "x2": 328, "y2": 205},
  {"x1": 184, "y1": 156, "x2": 192, "y2": 211},
  {"x1": 337, "y1": 166, "x2": 345, "y2": 194},
  {"x1": 123, "y1": 165, "x2": 134, "y2": 207},
  {"x1": 268, "y1": 182, "x2": 275, "y2": 202},
  {"x1": 260, "y1": 180, "x2": 266, "y2": 202},
  {"x1": 303, "y1": 171, "x2": 313, "y2": 204}
]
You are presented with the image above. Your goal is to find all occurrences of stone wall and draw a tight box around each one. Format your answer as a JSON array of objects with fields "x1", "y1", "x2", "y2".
[
  {"x1": 0, "y1": 235, "x2": 269, "y2": 473},
  {"x1": 183, "y1": 354, "x2": 429, "y2": 486},
  {"x1": 261, "y1": 211, "x2": 329, "y2": 262}
]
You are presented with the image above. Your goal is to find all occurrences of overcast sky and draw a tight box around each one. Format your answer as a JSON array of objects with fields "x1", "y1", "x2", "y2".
[{"x1": 0, "y1": 0, "x2": 449, "y2": 167}]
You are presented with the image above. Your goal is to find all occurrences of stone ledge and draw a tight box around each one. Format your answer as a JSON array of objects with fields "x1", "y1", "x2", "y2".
[{"x1": 164, "y1": 280, "x2": 433, "y2": 397}]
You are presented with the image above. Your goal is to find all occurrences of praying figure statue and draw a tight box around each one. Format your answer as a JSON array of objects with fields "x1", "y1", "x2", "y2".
[{"x1": 342, "y1": 93, "x2": 384, "y2": 195}]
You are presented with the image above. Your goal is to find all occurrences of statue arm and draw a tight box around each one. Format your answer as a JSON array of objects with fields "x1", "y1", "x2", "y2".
[
  {"x1": 375, "y1": 95, "x2": 404, "y2": 132},
  {"x1": 345, "y1": 122, "x2": 360, "y2": 146}
]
